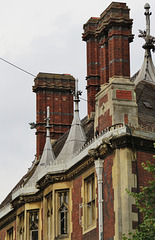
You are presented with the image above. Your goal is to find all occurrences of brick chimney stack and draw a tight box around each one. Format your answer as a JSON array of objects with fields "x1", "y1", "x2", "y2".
[
  {"x1": 33, "y1": 73, "x2": 75, "y2": 160},
  {"x1": 83, "y1": 2, "x2": 134, "y2": 117}
]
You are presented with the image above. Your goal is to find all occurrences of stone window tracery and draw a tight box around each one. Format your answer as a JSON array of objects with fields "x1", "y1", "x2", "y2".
[
  {"x1": 56, "y1": 190, "x2": 69, "y2": 238},
  {"x1": 29, "y1": 211, "x2": 39, "y2": 240}
]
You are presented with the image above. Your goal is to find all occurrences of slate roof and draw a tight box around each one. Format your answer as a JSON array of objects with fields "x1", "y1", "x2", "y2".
[
  {"x1": 0, "y1": 116, "x2": 94, "y2": 209},
  {"x1": 132, "y1": 3, "x2": 155, "y2": 128},
  {"x1": 24, "y1": 106, "x2": 55, "y2": 188},
  {"x1": 135, "y1": 80, "x2": 155, "y2": 128},
  {"x1": 134, "y1": 51, "x2": 155, "y2": 86},
  {"x1": 55, "y1": 79, "x2": 86, "y2": 163}
]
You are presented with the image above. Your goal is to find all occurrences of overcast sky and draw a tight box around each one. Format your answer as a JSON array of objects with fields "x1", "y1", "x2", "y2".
[{"x1": 0, "y1": 0, "x2": 155, "y2": 204}]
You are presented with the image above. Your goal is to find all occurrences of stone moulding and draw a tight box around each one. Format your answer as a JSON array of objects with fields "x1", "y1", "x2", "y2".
[
  {"x1": 1, "y1": 124, "x2": 155, "y2": 219},
  {"x1": 0, "y1": 211, "x2": 16, "y2": 230},
  {"x1": 11, "y1": 192, "x2": 43, "y2": 210}
]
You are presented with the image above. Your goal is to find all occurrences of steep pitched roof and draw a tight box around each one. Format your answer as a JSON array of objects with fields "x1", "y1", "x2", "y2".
[
  {"x1": 135, "y1": 81, "x2": 155, "y2": 128},
  {"x1": 24, "y1": 106, "x2": 55, "y2": 187},
  {"x1": 134, "y1": 51, "x2": 155, "y2": 85},
  {"x1": 56, "y1": 79, "x2": 86, "y2": 164},
  {"x1": 133, "y1": 4, "x2": 155, "y2": 128}
]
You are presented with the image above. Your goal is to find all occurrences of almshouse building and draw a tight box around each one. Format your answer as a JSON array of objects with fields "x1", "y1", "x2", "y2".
[{"x1": 0, "y1": 2, "x2": 155, "y2": 240}]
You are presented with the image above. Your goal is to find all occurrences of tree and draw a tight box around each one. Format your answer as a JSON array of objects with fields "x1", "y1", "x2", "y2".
[{"x1": 123, "y1": 160, "x2": 155, "y2": 240}]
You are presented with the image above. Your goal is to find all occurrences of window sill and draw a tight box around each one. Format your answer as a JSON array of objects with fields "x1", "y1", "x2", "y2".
[
  {"x1": 55, "y1": 234, "x2": 69, "y2": 239},
  {"x1": 83, "y1": 224, "x2": 96, "y2": 235}
]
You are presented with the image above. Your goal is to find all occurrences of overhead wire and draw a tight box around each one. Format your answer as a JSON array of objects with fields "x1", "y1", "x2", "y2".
[
  {"x1": 0, "y1": 57, "x2": 95, "y2": 104},
  {"x1": 0, "y1": 57, "x2": 36, "y2": 78}
]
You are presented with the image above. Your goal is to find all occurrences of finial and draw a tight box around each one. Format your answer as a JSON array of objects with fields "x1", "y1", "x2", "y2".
[
  {"x1": 45, "y1": 106, "x2": 50, "y2": 137},
  {"x1": 74, "y1": 79, "x2": 82, "y2": 112},
  {"x1": 144, "y1": 3, "x2": 151, "y2": 37},
  {"x1": 138, "y1": 3, "x2": 155, "y2": 52},
  {"x1": 134, "y1": 3, "x2": 155, "y2": 85}
]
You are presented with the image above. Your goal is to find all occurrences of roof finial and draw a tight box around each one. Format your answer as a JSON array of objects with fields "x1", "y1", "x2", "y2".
[
  {"x1": 134, "y1": 3, "x2": 155, "y2": 85},
  {"x1": 45, "y1": 106, "x2": 50, "y2": 137},
  {"x1": 138, "y1": 3, "x2": 155, "y2": 53},
  {"x1": 144, "y1": 3, "x2": 151, "y2": 37},
  {"x1": 74, "y1": 79, "x2": 82, "y2": 113}
]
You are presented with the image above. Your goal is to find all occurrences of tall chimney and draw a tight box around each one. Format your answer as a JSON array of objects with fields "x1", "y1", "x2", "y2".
[
  {"x1": 33, "y1": 73, "x2": 75, "y2": 160},
  {"x1": 83, "y1": 2, "x2": 134, "y2": 117}
]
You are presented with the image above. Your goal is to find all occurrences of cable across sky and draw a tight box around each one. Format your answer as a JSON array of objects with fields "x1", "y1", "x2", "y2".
[{"x1": 0, "y1": 57, "x2": 36, "y2": 78}]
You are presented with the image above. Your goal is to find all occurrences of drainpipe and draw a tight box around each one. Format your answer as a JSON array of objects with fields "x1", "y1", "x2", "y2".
[{"x1": 95, "y1": 158, "x2": 104, "y2": 240}]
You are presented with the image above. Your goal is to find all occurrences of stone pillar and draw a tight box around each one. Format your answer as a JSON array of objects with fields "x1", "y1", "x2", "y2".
[{"x1": 112, "y1": 148, "x2": 138, "y2": 239}]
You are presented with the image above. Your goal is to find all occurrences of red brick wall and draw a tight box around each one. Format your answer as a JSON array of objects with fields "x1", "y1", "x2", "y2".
[
  {"x1": 0, "y1": 220, "x2": 16, "y2": 240},
  {"x1": 71, "y1": 176, "x2": 83, "y2": 240},
  {"x1": 82, "y1": 228, "x2": 98, "y2": 240},
  {"x1": 33, "y1": 74, "x2": 75, "y2": 159},
  {"x1": 0, "y1": 229, "x2": 6, "y2": 240},
  {"x1": 99, "y1": 37, "x2": 109, "y2": 85},
  {"x1": 116, "y1": 90, "x2": 132, "y2": 100},
  {"x1": 132, "y1": 151, "x2": 155, "y2": 226},
  {"x1": 14, "y1": 220, "x2": 16, "y2": 240},
  {"x1": 98, "y1": 109, "x2": 112, "y2": 132},
  {"x1": 36, "y1": 91, "x2": 74, "y2": 159},
  {"x1": 83, "y1": 2, "x2": 133, "y2": 117},
  {"x1": 103, "y1": 154, "x2": 115, "y2": 239},
  {"x1": 108, "y1": 35, "x2": 130, "y2": 78},
  {"x1": 137, "y1": 151, "x2": 154, "y2": 188},
  {"x1": 124, "y1": 114, "x2": 128, "y2": 124},
  {"x1": 71, "y1": 174, "x2": 99, "y2": 240},
  {"x1": 86, "y1": 76, "x2": 100, "y2": 115},
  {"x1": 86, "y1": 35, "x2": 100, "y2": 116},
  {"x1": 99, "y1": 93, "x2": 108, "y2": 108},
  {"x1": 87, "y1": 38, "x2": 99, "y2": 76}
]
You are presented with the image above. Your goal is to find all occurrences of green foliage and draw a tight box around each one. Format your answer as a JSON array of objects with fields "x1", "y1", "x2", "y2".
[{"x1": 123, "y1": 161, "x2": 155, "y2": 240}]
